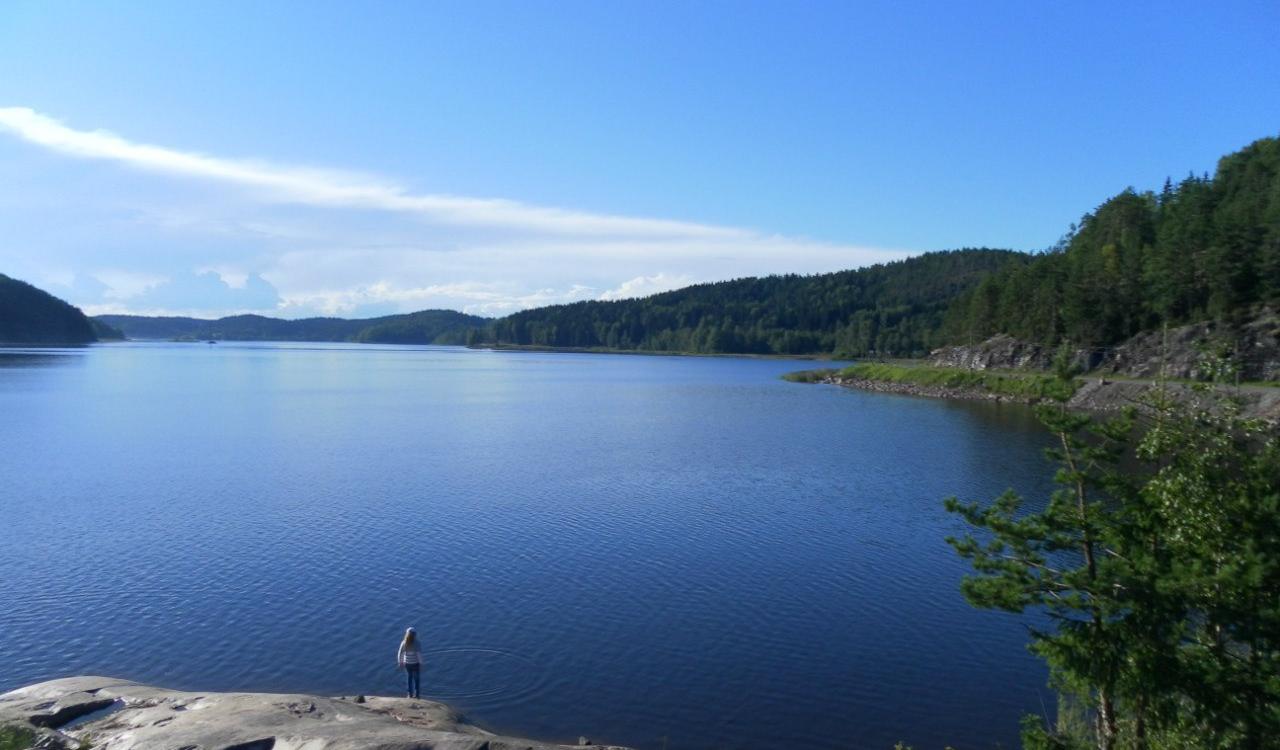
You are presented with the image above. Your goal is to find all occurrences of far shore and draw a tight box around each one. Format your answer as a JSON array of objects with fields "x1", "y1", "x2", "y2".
[{"x1": 467, "y1": 342, "x2": 848, "y2": 360}]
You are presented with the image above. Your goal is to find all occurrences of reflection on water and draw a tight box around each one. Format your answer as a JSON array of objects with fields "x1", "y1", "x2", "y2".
[
  {"x1": 0, "y1": 343, "x2": 1056, "y2": 750},
  {"x1": 0, "y1": 347, "x2": 88, "y2": 368}
]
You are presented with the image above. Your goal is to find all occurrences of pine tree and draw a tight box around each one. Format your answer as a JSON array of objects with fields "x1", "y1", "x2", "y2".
[{"x1": 946, "y1": 362, "x2": 1280, "y2": 749}]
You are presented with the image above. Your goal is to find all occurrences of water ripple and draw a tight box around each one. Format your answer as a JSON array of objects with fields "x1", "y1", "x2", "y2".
[{"x1": 0, "y1": 343, "x2": 1055, "y2": 750}]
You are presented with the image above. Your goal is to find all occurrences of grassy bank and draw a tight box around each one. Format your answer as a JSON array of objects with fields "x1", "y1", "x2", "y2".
[
  {"x1": 0, "y1": 726, "x2": 36, "y2": 750},
  {"x1": 785, "y1": 362, "x2": 1080, "y2": 401}
]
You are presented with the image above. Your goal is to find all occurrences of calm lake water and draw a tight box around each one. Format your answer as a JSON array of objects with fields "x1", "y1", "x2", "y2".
[{"x1": 0, "y1": 342, "x2": 1056, "y2": 749}]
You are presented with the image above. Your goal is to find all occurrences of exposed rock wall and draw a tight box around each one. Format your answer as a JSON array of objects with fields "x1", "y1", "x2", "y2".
[
  {"x1": 1093, "y1": 315, "x2": 1280, "y2": 381},
  {"x1": 0, "y1": 676, "x2": 630, "y2": 750},
  {"x1": 928, "y1": 313, "x2": 1280, "y2": 382},
  {"x1": 1065, "y1": 379, "x2": 1280, "y2": 423},
  {"x1": 926, "y1": 334, "x2": 1102, "y2": 373}
]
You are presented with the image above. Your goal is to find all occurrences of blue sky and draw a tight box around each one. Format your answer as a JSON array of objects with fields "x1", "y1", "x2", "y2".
[{"x1": 1, "y1": 1, "x2": 1278, "y2": 318}]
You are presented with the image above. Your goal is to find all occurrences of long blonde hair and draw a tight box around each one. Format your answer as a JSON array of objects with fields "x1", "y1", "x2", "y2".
[{"x1": 401, "y1": 628, "x2": 417, "y2": 649}]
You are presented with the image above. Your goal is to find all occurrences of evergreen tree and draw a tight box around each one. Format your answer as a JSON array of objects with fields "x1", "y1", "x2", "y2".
[{"x1": 946, "y1": 364, "x2": 1280, "y2": 749}]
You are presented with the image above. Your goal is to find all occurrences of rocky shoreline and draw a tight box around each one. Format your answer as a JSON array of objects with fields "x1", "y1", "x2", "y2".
[
  {"x1": 820, "y1": 374, "x2": 1280, "y2": 423},
  {"x1": 0, "y1": 676, "x2": 631, "y2": 750},
  {"x1": 825, "y1": 375, "x2": 1041, "y2": 404},
  {"x1": 927, "y1": 314, "x2": 1280, "y2": 383}
]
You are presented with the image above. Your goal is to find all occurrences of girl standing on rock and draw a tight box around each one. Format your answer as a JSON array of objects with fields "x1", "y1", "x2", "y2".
[{"x1": 397, "y1": 627, "x2": 422, "y2": 699}]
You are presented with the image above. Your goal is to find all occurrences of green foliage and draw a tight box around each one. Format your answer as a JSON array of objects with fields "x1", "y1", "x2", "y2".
[
  {"x1": 0, "y1": 272, "x2": 98, "y2": 344},
  {"x1": 1019, "y1": 695, "x2": 1097, "y2": 750},
  {"x1": 0, "y1": 724, "x2": 36, "y2": 750},
  {"x1": 473, "y1": 249, "x2": 1026, "y2": 356},
  {"x1": 479, "y1": 137, "x2": 1279, "y2": 360},
  {"x1": 945, "y1": 136, "x2": 1280, "y2": 348},
  {"x1": 832, "y1": 362, "x2": 1079, "y2": 400},
  {"x1": 780, "y1": 368, "x2": 838, "y2": 383},
  {"x1": 946, "y1": 367, "x2": 1280, "y2": 750}
]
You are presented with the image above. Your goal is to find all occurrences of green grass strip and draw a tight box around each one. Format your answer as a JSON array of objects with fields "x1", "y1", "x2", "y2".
[{"x1": 786, "y1": 362, "x2": 1080, "y2": 400}]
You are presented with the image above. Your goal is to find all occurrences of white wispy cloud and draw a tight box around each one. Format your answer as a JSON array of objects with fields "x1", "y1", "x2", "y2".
[
  {"x1": 275, "y1": 280, "x2": 599, "y2": 318},
  {"x1": 0, "y1": 107, "x2": 914, "y2": 318},
  {"x1": 0, "y1": 107, "x2": 744, "y2": 238},
  {"x1": 598, "y1": 273, "x2": 694, "y2": 301}
]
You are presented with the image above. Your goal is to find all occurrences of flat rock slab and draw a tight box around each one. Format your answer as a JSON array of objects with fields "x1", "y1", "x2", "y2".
[{"x1": 0, "y1": 677, "x2": 631, "y2": 750}]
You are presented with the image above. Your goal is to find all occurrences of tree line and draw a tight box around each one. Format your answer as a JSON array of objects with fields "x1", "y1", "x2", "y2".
[
  {"x1": 23, "y1": 134, "x2": 1280, "y2": 360},
  {"x1": 472, "y1": 249, "x2": 1027, "y2": 357},
  {"x1": 96, "y1": 310, "x2": 485, "y2": 344},
  {"x1": 946, "y1": 137, "x2": 1280, "y2": 348},
  {"x1": 474, "y1": 135, "x2": 1279, "y2": 359}
]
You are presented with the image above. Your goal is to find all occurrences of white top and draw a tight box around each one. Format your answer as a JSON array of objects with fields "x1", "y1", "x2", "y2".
[{"x1": 398, "y1": 642, "x2": 421, "y2": 666}]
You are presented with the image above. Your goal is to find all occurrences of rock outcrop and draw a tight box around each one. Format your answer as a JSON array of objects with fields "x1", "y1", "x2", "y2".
[
  {"x1": 927, "y1": 333, "x2": 1087, "y2": 372},
  {"x1": 1065, "y1": 378, "x2": 1280, "y2": 423},
  {"x1": 1094, "y1": 315, "x2": 1280, "y2": 381},
  {"x1": 928, "y1": 313, "x2": 1280, "y2": 382},
  {"x1": 0, "y1": 676, "x2": 631, "y2": 750}
]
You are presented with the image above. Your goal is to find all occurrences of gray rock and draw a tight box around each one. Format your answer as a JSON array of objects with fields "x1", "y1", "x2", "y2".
[
  {"x1": 928, "y1": 312, "x2": 1280, "y2": 383},
  {"x1": 0, "y1": 677, "x2": 633, "y2": 750}
]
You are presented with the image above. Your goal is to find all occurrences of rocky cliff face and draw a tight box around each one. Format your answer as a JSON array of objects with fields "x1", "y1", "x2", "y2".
[
  {"x1": 0, "y1": 676, "x2": 631, "y2": 750},
  {"x1": 927, "y1": 334, "x2": 1093, "y2": 372},
  {"x1": 1094, "y1": 315, "x2": 1280, "y2": 381},
  {"x1": 928, "y1": 313, "x2": 1280, "y2": 382}
]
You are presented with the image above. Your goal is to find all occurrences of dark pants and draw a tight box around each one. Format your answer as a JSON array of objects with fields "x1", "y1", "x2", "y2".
[{"x1": 405, "y1": 663, "x2": 420, "y2": 698}]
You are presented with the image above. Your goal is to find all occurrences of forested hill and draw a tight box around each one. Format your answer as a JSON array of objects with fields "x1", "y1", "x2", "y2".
[
  {"x1": 97, "y1": 309, "x2": 487, "y2": 344},
  {"x1": 60, "y1": 135, "x2": 1280, "y2": 357},
  {"x1": 946, "y1": 135, "x2": 1280, "y2": 348},
  {"x1": 473, "y1": 249, "x2": 1027, "y2": 356},
  {"x1": 0, "y1": 273, "x2": 100, "y2": 345},
  {"x1": 478, "y1": 136, "x2": 1279, "y2": 359}
]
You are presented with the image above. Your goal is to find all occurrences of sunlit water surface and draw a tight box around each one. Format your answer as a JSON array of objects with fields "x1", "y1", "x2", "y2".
[{"x1": 0, "y1": 342, "x2": 1056, "y2": 749}]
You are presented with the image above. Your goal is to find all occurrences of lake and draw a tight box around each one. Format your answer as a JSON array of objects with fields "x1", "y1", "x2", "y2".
[{"x1": 0, "y1": 342, "x2": 1056, "y2": 749}]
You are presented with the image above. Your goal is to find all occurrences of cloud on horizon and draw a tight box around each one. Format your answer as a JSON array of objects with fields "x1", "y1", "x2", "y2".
[{"x1": 0, "y1": 107, "x2": 911, "y2": 318}]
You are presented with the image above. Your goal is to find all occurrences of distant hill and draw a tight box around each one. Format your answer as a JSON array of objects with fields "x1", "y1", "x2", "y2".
[
  {"x1": 69, "y1": 136, "x2": 1280, "y2": 361},
  {"x1": 93, "y1": 251, "x2": 1021, "y2": 356},
  {"x1": 473, "y1": 249, "x2": 1028, "y2": 357},
  {"x1": 96, "y1": 310, "x2": 488, "y2": 344},
  {"x1": 0, "y1": 273, "x2": 99, "y2": 345},
  {"x1": 90, "y1": 318, "x2": 125, "y2": 341}
]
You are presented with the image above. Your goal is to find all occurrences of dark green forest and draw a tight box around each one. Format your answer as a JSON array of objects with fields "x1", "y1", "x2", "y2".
[
  {"x1": 97, "y1": 310, "x2": 485, "y2": 344},
  {"x1": 473, "y1": 249, "x2": 1026, "y2": 356},
  {"x1": 947, "y1": 136, "x2": 1280, "y2": 348},
  {"x1": 352, "y1": 310, "x2": 489, "y2": 344},
  {"x1": 0, "y1": 273, "x2": 100, "y2": 344},
  {"x1": 475, "y1": 135, "x2": 1279, "y2": 357}
]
